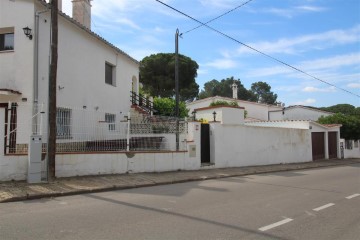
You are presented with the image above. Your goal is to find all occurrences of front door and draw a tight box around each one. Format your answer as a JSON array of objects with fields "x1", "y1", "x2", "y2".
[{"x1": 201, "y1": 123, "x2": 210, "y2": 164}]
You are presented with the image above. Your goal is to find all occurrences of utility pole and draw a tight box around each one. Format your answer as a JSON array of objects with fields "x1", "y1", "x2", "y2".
[
  {"x1": 175, "y1": 29, "x2": 179, "y2": 151},
  {"x1": 47, "y1": 0, "x2": 58, "y2": 181}
]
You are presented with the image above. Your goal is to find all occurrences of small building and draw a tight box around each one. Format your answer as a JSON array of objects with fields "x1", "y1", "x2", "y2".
[
  {"x1": 245, "y1": 120, "x2": 342, "y2": 160},
  {"x1": 269, "y1": 105, "x2": 333, "y2": 121},
  {"x1": 187, "y1": 96, "x2": 282, "y2": 122}
]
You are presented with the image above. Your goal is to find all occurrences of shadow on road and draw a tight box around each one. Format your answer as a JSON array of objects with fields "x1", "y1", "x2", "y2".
[{"x1": 85, "y1": 194, "x2": 290, "y2": 240}]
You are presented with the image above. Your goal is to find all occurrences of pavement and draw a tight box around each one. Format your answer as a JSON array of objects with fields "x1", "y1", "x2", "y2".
[{"x1": 1, "y1": 158, "x2": 359, "y2": 203}]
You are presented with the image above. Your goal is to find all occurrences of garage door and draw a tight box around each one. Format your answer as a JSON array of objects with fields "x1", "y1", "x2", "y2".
[
  {"x1": 328, "y1": 132, "x2": 338, "y2": 159},
  {"x1": 312, "y1": 132, "x2": 325, "y2": 160}
]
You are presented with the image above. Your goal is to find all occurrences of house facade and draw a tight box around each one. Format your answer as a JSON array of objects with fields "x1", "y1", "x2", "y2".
[
  {"x1": 187, "y1": 96, "x2": 282, "y2": 122},
  {"x1": 269, "y1": 105, "x2": 333, "y2": 121},
  {"x1": 0, "y1": 0, "x2": 140, "y2": 155}
]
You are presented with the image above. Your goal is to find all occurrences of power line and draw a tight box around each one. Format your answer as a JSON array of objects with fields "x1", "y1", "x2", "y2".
[
  {"x1": 182, "y1": 0, "x2": 254, "y2": 35},
  {"x1": 155, "y1": 0, "x2": 360, "y2": 98}
]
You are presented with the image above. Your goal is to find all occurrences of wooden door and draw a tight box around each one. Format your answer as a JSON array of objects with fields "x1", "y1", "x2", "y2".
[
  {"x1": 312, "y1": 132, "x2": 325, "y2": 160},
  {"x1": 328, "y1": 132, "x2": 338, "y2": 159}
]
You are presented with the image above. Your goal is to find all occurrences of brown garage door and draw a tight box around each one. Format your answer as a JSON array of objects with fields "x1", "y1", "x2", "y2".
[
  {"x1": 328, "y1": 132, "x2": 338, "y2": 159},
  {"x1": 312, "y1": 132, "x2": 325, "y2": 160}
]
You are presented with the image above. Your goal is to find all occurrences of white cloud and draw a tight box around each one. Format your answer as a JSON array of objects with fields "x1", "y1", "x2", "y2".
[
  {"x1": 302, "y1": 86, "x2": 336, "y2": 92},
  {"x1": 116, "y1": 18, "x2": 141, "y2": 30},
  {"x1": 198, "y1": 0, "x2": 240, "y2": 9},
  {"x1": 295, "y1": 5, "x2": 327, "y2": 12},
  {"x1": 347, "y1": 83, "x2": 360, "y2": 88},
  {"x1": 197, "y1": 69, "x2": 209, "y2": 75},
  {"x1": 237, "y1": 25, "x2": 360, "y2": 55},
  {"x1": 203, "y1": 58, "x2": 237, "y2": 69},
  {"x1": 60, "y1": 0, "x2": 72, "y2": 15},
  {"x1": 265, "y1": 8, "x2": 294, "y2": 18},
  {"x1": 122, "y1": 48, "x2": 160, "y2": 61},
  {"x1": 294, "y1": 98, "x2": 316, "y2": 105},
  {"x1": 262, "y1": 5, "x2": 327, "y2": 18},
  {"x1": 300, "y1": 53, "x2": 360, "y2": 71},
  {"x1": 246, "y1": 52, "x2": 360, "y2": 79}
]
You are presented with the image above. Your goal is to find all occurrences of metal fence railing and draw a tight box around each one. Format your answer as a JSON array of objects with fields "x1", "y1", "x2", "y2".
[{"x1": 2, "y1": 102, "x2": 188, "y2": 155}]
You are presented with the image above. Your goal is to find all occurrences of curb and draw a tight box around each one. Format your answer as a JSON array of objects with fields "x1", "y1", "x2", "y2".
[{"x1": 1, "y1": 160, "x2": 359, "y2": 203}]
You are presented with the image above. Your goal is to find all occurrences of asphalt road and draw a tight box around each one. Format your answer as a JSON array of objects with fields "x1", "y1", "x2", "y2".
[{"x1": 0, "y1": 164, "x2": 359, "y2": 240}]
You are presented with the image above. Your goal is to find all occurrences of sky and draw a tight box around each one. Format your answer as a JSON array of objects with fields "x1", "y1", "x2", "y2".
[{"x1": 60, "y1": 0, "x2": 360, "y2": 107}]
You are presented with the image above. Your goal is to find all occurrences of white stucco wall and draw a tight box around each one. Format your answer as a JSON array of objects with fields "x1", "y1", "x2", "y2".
[
  {"x1": 210, "y1": 123, "x2": 312, "y2": 168},
  {"x1": 0, "y1": 0, "x2": 34, "y2": 102},
  {"x1": 340, "y1": 139, "x2": 360, "y2": 159},
  {"x1": 1, "y1": 0, "x2": 139, "y2": 148},
  {"x1": 195, "y1": 106, "x2": 244, "y2": 124},
  {"x1": 269, "y1": 107, "x2": 333, "y2": 121},
  {"x1": 245, "y1": 121, "x2": 311, "y2": 129},
  {"x1": 55, "y1": 151, "x2": 200, "y2": 178}
]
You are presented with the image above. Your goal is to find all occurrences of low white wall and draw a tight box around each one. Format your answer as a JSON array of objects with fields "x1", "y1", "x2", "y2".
[
  {"x1": 340, "y1": 139, "x2": 360, "y2": 159},
  {"x1": 344, "y1": 148, "x2": 360, "y2": 158},
  {"x1": 0, "y1": 155, "x2": 28, "y2": 181},
  {"x1": 0, "y1": 150, "x2": 201, "y2": 180},
  {"x1": 55, "y1": 151, "x2": 200, "y2": 178},
  {"x1": 210, "y1": 123, "x2": 312, "y2": 168}
]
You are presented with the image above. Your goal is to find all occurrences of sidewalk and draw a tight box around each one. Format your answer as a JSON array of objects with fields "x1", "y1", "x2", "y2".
[{"x1": 1, "y1": 158, "x2": 359, "y2": 203}]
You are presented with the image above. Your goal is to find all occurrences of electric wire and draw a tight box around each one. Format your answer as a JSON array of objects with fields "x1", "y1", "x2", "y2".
[
  {"x1": 155, "y1": 0, "x2": 360, "y2": 98},
  {"x1": 182, "y1": 0, "x2": 254, "y2": 35}
]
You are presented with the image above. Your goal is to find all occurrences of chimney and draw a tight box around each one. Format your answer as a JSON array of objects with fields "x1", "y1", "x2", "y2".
[
  {"x1": 58, "y1": 0, "x2": 62, "y2": 11},
  {"x1": 232, "y1": 82, "x2": 238, "y2": 99},
  {"x1": 72, "y1": 0, "x2": 91, "y2": 29}
]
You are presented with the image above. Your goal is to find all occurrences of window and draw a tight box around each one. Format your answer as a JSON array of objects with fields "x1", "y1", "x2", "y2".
[
  {"x1": 0, "y1": 27, "x2": 14, "y2": 51},
  {"x1": 105, "y1": 113, "x2": 116, "y2": 131},
  {"x1": 56, "y1": 108, "x2": 72, "y2": 138},
  {"x1": 105, "y1": 62, "x2": 116, "y2": 86},
  {"x1": 354, "y1": 140, "x2": 359, "y2": 148}
]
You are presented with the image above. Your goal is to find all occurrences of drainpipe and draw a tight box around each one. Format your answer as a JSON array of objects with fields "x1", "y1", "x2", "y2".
[{"x1": 33, "y1": 10, "x2": 49, "y2": 134}]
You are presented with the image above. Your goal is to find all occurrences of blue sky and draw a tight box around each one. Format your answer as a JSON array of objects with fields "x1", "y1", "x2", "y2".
[{"x1": 61, "y1": 0, "x2": 360, "y2": 107}]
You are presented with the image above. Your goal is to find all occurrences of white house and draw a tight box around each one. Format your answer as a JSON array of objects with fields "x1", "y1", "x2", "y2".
[
  {"x1": 0, "y1": 0, "x2": 140, "y2": 155},
  {"x1": 187, "y1": 96, "x2": 283, "y2": 122},
  {"x1": 269, "y1": 105, "x2": 333, "y2": 121}
]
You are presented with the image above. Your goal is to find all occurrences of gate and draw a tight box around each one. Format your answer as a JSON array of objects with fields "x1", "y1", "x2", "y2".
[
  {"x1": 201, "y1": 123, "x2": 210, "y2": 164},
  {"x1": 312, "y1": 132, "x2": 325, "y2": 160},
  {"x1": 328, "y1": 132, "x2": 338, "y2": 159}
]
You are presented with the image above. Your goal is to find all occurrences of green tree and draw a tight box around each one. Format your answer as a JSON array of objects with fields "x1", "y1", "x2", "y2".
[
  {"x1": 320, "y1": 104, "x2": 357, "y2": 116},
  {"x1": 198, "y1": 77, "x2": 252, "y2": 100},
  {"x1": 250, "y1": 81, "x2": 277, "y2": 104},
  {"x1": 318, "y1": 113, "x2": 360, "y2": 140},
  {"x1": 140, "y1": 53, "x2": 199, "y2": 101},
  {"x1": 153, "y1": 97, "x2": 189, "y2": 118},
  {"x1": 209, "y1": 100, "x2": 239, "y2": 107}
]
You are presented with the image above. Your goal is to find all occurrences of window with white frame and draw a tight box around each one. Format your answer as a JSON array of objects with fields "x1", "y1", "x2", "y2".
[
  {"x1": 105, "y1": 113, "x2": 116, "y2": 131},
  {"x1": 0, "y1": 27, "x2": 14, "y2": 51},
  {"x1": 105, "y1": 62, "x2": 116, "y2": 86},
  {"x1": 354, "y1": 140, "x2": 359, "y2": 148},
  {"x1": 56, "y1": 108, "x2": 72, "y2": 138}
]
